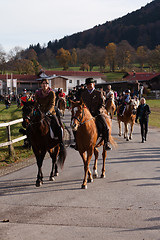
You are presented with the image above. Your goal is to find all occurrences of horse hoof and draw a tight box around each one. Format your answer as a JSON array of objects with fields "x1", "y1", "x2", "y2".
[
  {"x1": 88, "y1": 178, "x2": 93, "y2": 183},
  {"x1": 49, "y1": 177, "x2": 55, "y2": 181},
  {"x1": 101, "y1": 174, "x2": 106, "y2": 178},
  {"x1": 36, "y1": 180, "x2": 43, "y2": 187},
  {"x1": 126, "y1": 138, "x2": 129, "y2": 141},
  {"x1": 54, "y1": 172, "x2": 59, "y2": 177},
  {"x1": 93, "y1": 173, "x2": 98, "y2": 179},
  {"x1": 81, "y1": 184, "x2": 87, "y2": 189}
]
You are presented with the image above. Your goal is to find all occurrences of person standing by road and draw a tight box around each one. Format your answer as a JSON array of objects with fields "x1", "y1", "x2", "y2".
[{"x1": 135, "y1": 97, "x2": 151, "y2": 143}]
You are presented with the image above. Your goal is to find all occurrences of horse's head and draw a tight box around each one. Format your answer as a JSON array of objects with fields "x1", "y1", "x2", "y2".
[
  {"x1": 70, "y1": 100, "x2": 86, "y2": 131},
  {"x1": 22, "y1": 101, "x2": 35, "y2": 128},
  {"x1": 129, "y1": 99, "x2": 138, "y2": 115}
]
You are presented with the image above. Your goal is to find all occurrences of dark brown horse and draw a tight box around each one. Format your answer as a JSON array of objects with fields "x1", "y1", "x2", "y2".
[
  {"x1": 117, "y1": 99, "x2": 137, "y2": 141},
  {"x1": 70, "y1": 100, "x2": 116, "y2": 189},
  {"x1": 22, "y1": 101, "x2": 66, "y2": 187}
]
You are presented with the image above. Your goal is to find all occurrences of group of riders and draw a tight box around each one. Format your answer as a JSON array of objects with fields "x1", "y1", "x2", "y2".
[{"x1": 21, "y1": 77, "x2": 151, "y2": 150}]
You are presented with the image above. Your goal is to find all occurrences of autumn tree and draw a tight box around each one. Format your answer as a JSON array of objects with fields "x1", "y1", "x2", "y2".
[
  {"x1": 116, "y1": 40, "x2": 135, "y2": 70},
  {"x1": 56, "y1": 48, "x2": 71, "y2": 70},
  {"x1": 105, "y1": 42, "x2": 117, "y2": 72},
  {"x1": 136, "y1": 46, "x2": 149, "y2": 70},
  {"x1": 39, "y1": 48, "x2": 55, "y2": 68},
  {"x1": 147, "y1": 45, "x2": 160, "y2": 71},
  {"x1": 71, "y1": 48, "x2": 77, "y2": 66}
]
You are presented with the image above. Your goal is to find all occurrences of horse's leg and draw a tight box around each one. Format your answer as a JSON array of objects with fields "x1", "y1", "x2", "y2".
[
  {"x1": 33, "y1": 147, "x2": 46, "y2": 187},
  {"x1": 101, "y1": 146, "x2": 107, "y2": 178},
  {"x1": 93, "y1": 147, "x2": 99, "y2": 178},
  {"x1": 80, "y1": 149, "x2": 93, "y2": 189},
  {"x1": 129, "y1": 122, "x2": 134, "y2": 140},
  {"x1": 124, "y1": 123, "x2": 129, "y2": 141},
  {"x1": 48, "y1": 146, "x2": 59, "y2": 181},
  {"x1": 118, "y1": 120, "x2": 122, "y2": 136}
]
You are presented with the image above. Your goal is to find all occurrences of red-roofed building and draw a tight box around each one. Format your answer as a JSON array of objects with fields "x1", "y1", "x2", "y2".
[
  {"x1": 123, "y1": 72, "x2": 160, "y2": 90},
  {"x1": 0, "y1": 71, "x2": 106, "y2": 96}
]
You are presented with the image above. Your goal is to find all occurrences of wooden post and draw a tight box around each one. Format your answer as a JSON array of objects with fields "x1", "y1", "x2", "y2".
[{"x1": 7, "y1": 125, "x2": 15, "y2": 157}]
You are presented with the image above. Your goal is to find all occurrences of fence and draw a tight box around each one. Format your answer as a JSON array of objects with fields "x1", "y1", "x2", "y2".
[{"x1": 0, "y1": 118, "x2": 27, "y2": 156}]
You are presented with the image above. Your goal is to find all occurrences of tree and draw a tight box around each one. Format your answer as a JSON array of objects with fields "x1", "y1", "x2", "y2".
[
  {"x1": 71, "y1": 48, "x2": 77, "y2": 66},
  {"x1": 56, "y1": 48, "x2": 71, "y2": 70},
  {"x1": 116, "y1": 40, "x2": 135, "y2": 70},
  {"x1": 136, "y1": 46, "x2": 149, "y2": 70},
  {"x1": 147, "y1": 45, "x2": 160, "y2": 71},
  {"x1": 0, "y1": 45, "x2": 6, "y2": 73},
  {"x1": 105, "y1": 42, "x2": 117, "y2": 72}
]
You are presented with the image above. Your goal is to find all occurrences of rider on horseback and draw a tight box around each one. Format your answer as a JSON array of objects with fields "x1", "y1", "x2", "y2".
[
  {"x1": 118, "y1": 89, "x2": 131, "y2": 116},
  {"x1": 35, "y1": 78, "x2": 65, "y2": 149},
  {"x1": 105, "y1": 85, "x2": 114, "y2": 102},
  {"x1": 81, "y1": 78, "x2": 112, "y2": 151}
]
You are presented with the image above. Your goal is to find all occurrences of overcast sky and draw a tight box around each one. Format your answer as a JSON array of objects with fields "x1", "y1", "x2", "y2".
[{"x1": 0, "y1": 0, "x2": 153, "y2": 53}]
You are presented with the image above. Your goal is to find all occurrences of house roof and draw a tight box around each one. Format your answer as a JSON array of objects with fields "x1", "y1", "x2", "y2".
[
  {"x1": 45, "y1": 70, "x2": 105, "y2": 77},
  {"x1": 0, "y1": 74, "x2": 37, "y2": 81},
  {"x1": 124, "y1": 72, "x2": 160, "y2": 82}
]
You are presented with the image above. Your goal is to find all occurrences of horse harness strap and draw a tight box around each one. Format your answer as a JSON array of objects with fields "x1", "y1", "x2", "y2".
[{"x1": 72, "y1": 106, "x2": 95, "y2": 126}]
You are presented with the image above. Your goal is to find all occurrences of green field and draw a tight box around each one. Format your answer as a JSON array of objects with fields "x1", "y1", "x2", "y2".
[
  {"x1": 146, "y1": 99, "x2": 160, "y2": 129},
  {"x1": 0, "y1": 103, "x2": 33, "y2": 168}
]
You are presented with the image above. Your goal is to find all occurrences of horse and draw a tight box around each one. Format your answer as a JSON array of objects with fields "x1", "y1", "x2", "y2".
[
  {"x1": 57, "y1": 97, "x2": 66, "y2": 117},
  {"x1": 70, "y1": 100, "x2": 116, "y2": 189},
  {"x1": 117, "y1": 99, "x2": 137, "y2": 141},
  {"x1": 105, "y1": 93, "x2": 116, "y2": 119},
  {"x1": 21, "y1": 101, "x2": 66, "y2": 187}
]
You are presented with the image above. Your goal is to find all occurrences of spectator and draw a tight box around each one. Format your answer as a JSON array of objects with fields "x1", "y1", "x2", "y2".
[{"x1": 135, "y1": 97, "x2": 151, "y2": 143}]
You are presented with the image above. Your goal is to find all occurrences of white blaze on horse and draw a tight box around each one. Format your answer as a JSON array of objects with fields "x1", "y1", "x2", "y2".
[
  {"x1": 117, "y1": 99, "x2": 137, "y2": 141},
  {"x1": 105, "y1": 93, "x2": 116, "y2": 120}
]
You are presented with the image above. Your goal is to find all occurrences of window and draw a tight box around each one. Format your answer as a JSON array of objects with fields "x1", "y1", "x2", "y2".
[{"x1": 69, "y1": 80, "x2": 72, "y2": 83}]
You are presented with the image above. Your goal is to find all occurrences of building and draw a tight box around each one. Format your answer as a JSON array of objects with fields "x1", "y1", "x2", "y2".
[{"x1": 0, "y1": 71, "x2": 106, "y2": 96}]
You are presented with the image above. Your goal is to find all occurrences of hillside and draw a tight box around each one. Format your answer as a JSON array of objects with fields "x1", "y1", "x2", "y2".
[{"x1": 40, "y1": 0, "x2": 160, "y2": 53}]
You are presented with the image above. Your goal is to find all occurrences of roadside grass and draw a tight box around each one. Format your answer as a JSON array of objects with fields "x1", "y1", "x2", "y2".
[
  {"x1": 146, "y1": 99, "x2": 160, "y2": 128},
  {"x1": 0, "y1": 103, "x2": 33, "y2": 168}
]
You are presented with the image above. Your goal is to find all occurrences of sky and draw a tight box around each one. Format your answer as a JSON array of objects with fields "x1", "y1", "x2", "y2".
[{"x1": 0, "y1": 0, "x2": 153, "y2": 54}]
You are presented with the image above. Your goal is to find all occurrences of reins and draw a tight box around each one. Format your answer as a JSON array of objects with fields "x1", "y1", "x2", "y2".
[{"x1": 72, "y1": 106, "x2": 95, "y2": 126}]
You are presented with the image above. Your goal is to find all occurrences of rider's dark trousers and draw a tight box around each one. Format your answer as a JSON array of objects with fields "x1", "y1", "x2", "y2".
[{"x1": 95, "y1": 114, "x2": 109, "y2": 143}]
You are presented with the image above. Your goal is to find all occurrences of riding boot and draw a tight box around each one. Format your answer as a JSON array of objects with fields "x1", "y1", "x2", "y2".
[
  {"x1": 50, "y1": 115, "x2": 65, "y2": 146},
  {"x1": 96, "y1": 115, "x2": 112, "y2": 151},
  {"x1": 103, "y1": 128, "x2": 112, "y2": 151}
]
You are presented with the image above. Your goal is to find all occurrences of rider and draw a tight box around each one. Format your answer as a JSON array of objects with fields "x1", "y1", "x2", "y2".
[
  {"x1": 105, "y1": 85, "x2": 114, "y2": 102},
  {"x1": 35, "y1": 78, "x2": 65, "y2": 150},
  {"x1": 118, "y1": 89, "x2": 131, "y2": 116},
  {"x1": 81, "y1": 77, "x2": 112, "y2": 150}
]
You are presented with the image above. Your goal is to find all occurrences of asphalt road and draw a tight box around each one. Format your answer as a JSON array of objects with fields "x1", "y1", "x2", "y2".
[{"x1": 0, "y1": 110, "x2": 160, "y2": 240}]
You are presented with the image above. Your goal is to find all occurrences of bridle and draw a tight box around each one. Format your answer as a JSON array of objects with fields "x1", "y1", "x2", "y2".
[{"x1": 71, "y1": 105, "x2": 94, "y2": 127}]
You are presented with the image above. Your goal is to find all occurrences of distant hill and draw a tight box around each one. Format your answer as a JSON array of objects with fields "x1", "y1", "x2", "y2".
[{"x1": 32, "y1": 0, "x2": 160, "y2": 53}]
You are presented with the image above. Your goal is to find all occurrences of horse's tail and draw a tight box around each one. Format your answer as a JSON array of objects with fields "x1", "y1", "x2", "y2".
[{"x1": 58, "y1": 142, "x2": 67, "y2": 169}]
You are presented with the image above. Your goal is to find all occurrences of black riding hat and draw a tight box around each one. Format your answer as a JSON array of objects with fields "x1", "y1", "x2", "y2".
[
  {"x1": 85, "y1": 78, "x2": 95, "y2": 85},
  {"x1": 125, "y1": 89, "x2": 131, "y2": 93}
]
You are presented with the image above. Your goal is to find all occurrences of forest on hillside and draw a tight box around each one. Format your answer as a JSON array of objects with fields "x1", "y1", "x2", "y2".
[{"x1": 0, "y1": 0, "x2": 160, "y2": 74}]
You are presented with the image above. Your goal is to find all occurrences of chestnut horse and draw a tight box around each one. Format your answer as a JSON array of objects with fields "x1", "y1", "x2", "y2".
[
  {"x1": 117, "y1": 99, "x2": 137, "y2": 141},
  {"x1": 22, "y1": 101, "x2": 66, "y2": 187},
  {"x1": 57, "y1": 97, "x2": 66, "y2": 117},
  {"x1": 105, "y1": 93, "x2": 116, "y2": 119},
  {"x1": 70, "y1": 100, "x2": 116, "y2": 189}
]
